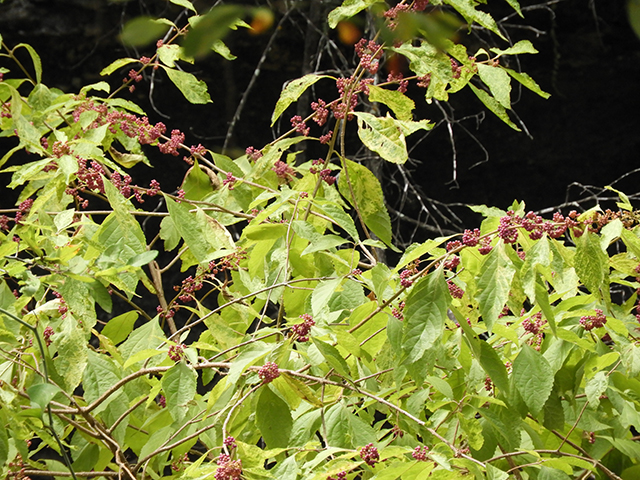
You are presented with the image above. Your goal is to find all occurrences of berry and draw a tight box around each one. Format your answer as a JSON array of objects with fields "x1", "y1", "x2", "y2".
[
  {"x1": 258, "y1": 362, "x2": 280, "y2": 383},
  {"x1": 447, "y1": 281, "x2": 464, "y2": 299},
  {"x1": 43, "y1": 326, "x2": 54, "y2": 346},
  {"x1": 360, "y1": 443, "x2": 379, "y2": 466},
  {"x1": 291, "y1": 314, "x2": 315, "y2": 342},
  {"x1": 580, "y1": 309, "x2": 607, "y2": 331},
  {"x1": 168, "y1": 344, "x2": 185, "y2": 362},
  {"x1": 412, "y1": 446, "x2": 429, "y2": 461}
]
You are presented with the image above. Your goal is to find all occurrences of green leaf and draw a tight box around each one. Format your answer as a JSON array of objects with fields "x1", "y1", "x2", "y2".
[
  {"x1": 100, "y1": 58, "x2": 138, "y2": 76},
  {"x1": 513, "y1": 345, "x2": 554, "y2": 415},
  {"x1": 491, "y1": 40, "x2": 538, "y2": 56},
  {"x1": 585, "y1": 371, "x2": 608, "y2": 408},
  {"x1": 162, "y1": 361, "x2": 197, "y2": 422},
  {"x1": 212, "y1": 40, "x2": 236, "y2": 60},
  {"x1": 162, "y1": 66, "x2": 212, "y2": 104},
  {"x1": 628, "y1": 0, "x2": 640, "y2": 39},
  {"x1": 83, "y1": 350, "x2": 122, "y2": 407},
  {"x1": 27, "y1": 383, "x2": 62, "y2": 410},
  {"x1": 301, "y1": 235, "x2": 349, "y2": 256},
  {"x1": 574, "y1": 231, "x2": 607, "y2": 294},
  {"x1": 338, "y1": 158, "x2": 393, "y2": 247},
  {"x1": 443, "y1": 0, "x2": 505, "y2": 39},
  {"x1": 169, "y1": 0, "x2": 196, "y2": 12},
  {"x1": 469, "y1": 84, "x2": 521, "y2": 131},
  {"x1": 312, "y1": 338, "x2": 350, "y2": 377},
  {"x1": 353, "y1": 112, "x2": 431, "y2": 164},
  {"x1": 475, "y1": 243, "x2": 516, "y2": 332},
  {"x1": 101, "y1": 312, "x2": 138, "y2": 346},
  {"x1": 256, "y1": 385, "x2": 293, "y2": 448},
  {"x1": 402, "y1": 267, "x2": 451, "y2": 364},
  {"x1": 271, "y1": 74, "x2": 329, "y2": 126},
  {"x1": 120, "y1": 16, "x2": 170, "y2": 47},
  {"x1": 503, "y1": 68, "x2": 551, "y2": 99},
  {"x1": 476, "y1": 64, "x2": 511, "y2": 108},
  {"x1": 165, "y1": 195, "x2": 235, "y2": 264},
  {"x1": 478, "y1": 340, "x2": 510, "y2": 395},
  {"x1": 327, "y1": 0, "x2": 382, "y2": 29},
  {"x1": 182, "y1": 6, "x2": 245, "y2": 58},
  {"x1": 119, "y1": 319, "x2": 166, "y2": 365},
  {"x1": 391, "y1": 42, "x2": 453, "y2": 81},
  {"x1": 368, "y1": 85, "x2": 415, "y2": 121},
  {"x1": 127, "y1": 250, "x2": 158, "y2": 267},
  {"x1": 14, "y1": 43, "x2": 42, "y2": 84}
]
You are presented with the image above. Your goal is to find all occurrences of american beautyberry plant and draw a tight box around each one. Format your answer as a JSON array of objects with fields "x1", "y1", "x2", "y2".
[{"x1": 1, "y1": 1, "x2": 640, "y2": 480}]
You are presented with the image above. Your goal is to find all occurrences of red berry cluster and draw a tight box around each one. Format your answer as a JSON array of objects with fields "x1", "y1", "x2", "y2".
[
  {"x1": 484, "y1": 376, "x2": 493, "y2": 391},
  {"x1": 319, "y1": 131, "x2": 333, "y2": 144},
  {"x1": 158, "y1": 129, "x2": 186, "y2": 156},
  {"x1": 290, "y1": 115, "x2": 310, "y2": 136},
  {"x1": 522, "y1": 312, "x2": 545, "y2": 335},
  {"x1": 43, "y1": 326, "x2": 54, "y2": 347},
  {"x1": 311, "y1": 99, "x2": 329, "y2": 126},
  {"x1": 359, "y1": 443, "x2": 380, "y2": 466},
  {"x1": 223, "y1": 172, "x2": 237, "y2": 190},
  {"x1": 327, "y1": 472, "x2": 347, "y2": 480},
  {"x1": 399, "y1": 261, "x2": 419, "y2": 288},
  {"x1": 447, "y1": 281, "x2": 464, "y2": 299},
  {"x1": 272, "y1": 160, "x2": 296, "y2": 181},
  {"x1": 171, "y1": 452, "x2": 189, "y2": 471},
  {"x1": 412, "y1": 445, "x2": 429, "y2": 461},
  {"x1": 391, "y1": 301, "x2": 405, "y2": 320},
  {"x1": 387, "y1": 72, "x2": 408, "y2": 93},
  {"x1": 167, "y1": 344, "x2": 185, "y2": 362},
  {"x1": 355, "y1": 38, "x2": 383, "y2": 74},
  {"x1": 246, "y1": 146, "x2": 263, "y2": 161},
  {"x1": 174, "y1": 275, "x2": 203, "y2": 303},
  {"x1": 223, "y1": 436, "x2": 237, "y2": 450},
  {"x1": 215, "y1": 455, "x2": 242, "y2": 480},
  {"x1": 580, "y1": 309, "x2": 607, "y2": 331},
  {"x1": 258, "y1": 362, "x2": 280, "y2": 383},
  {"x1": 291, "y1": 314, "x2": 315, "y2": 342}
]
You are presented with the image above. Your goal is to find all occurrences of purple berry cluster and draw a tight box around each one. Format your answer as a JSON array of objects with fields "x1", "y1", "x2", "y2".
[
  {"x1": 167, "y1": 344, "x2": 185, "y2": 362},
  {"x1": 215, "y1": 455, "x2": 242, "y2": 480},
  {"x1": 522, "y1": 312, "x2": 545, "y2": 335},
  {"x1": 272, "y1": 160, "x2": 296, "y2": 181},
  {"x1": 354, "y1": 38, "x2": 383, "y2": 74},
  {"x1": 223, "y1": 436, "x2": 237, "y2": 450},
  {"x1": 412, "y1": 445, "x2": 429, "y2": 462},
  {"x1": 246, "y1": 146, "x2": 263, "y2": 161},
  {"x1": 391, "y1": 301, "x2": 405, "y2": 321},
  {"x1": 291, "y1": 314, "x2": 315, "y2": 342},
  {"x1": 359, "y1": 443, "x2": 379, "y2": 466},
  {"x1": 43, "y1": 326, "x2": 55, "y2": 347},
  {"x1": 580, "y1": 309, "x2": 607, "y2": 331},
  {"x1": 399, "y1": 261, "x2": 419, "y2": 288},
  {"x1": 447, "y1": 281, "x2": 464, "y2": 299},
  {"x1": 258, "y1": 362, "x2": 280, "y2": 383},
  {"x1": 327, "y1": 472, "x2": 347, "y2": 480}
]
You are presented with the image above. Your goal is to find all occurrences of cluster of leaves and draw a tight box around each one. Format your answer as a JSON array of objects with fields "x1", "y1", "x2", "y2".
[{"x1": 2, "y1": 1, "x2": 640, "y2": 480}]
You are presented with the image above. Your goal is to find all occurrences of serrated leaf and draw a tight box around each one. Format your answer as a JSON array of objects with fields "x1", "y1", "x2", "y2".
[
  {"x1": 100, "y1": 58, "x2": 138, "y2": 76},
  {"x1": 157, "y1": 44, "x2": 182, "y2": 67},
  {"x1": 14, "y1": 43, "x2": 42, "y2": 84},
  {"x1": 212, "y1": 40, "x2": 236, "y2": 60},
  {"x1": 574, "y1": 231, "x2": 607, "y2": 293},
  {"x1": 354, "y1": 112, "x2": 431, "y2": 164},
  {"x1": 338, "y1": 158, "x2": 393, "y2": 247},
  {"x1": 491, "y1": 40, "x2": 538, "y2": 56},
  {"x1": 120, "y1": 16, "x2": 170, "y2": 47},
  {"x1": 101, "y1": 311, "x2": 138, "y2": 345},
  {"x1": 162, "y1": 362, "x2": 197, "y2": 422},
  {"x1": 513, "y1": 345, "x2": 554, "y2": 415},
  {"x1": 183, "y1": 6, "x2": 244, "y2": 58},
  {"x1": 476, "y1": 64, "x2": 511, "y2": 108},
  {"x1": 585, "y1": 371, "x2": 608, "y2": 407},
  {"x1": 402, "y1": 267, "x2": 451, "y2": 363},
  {"x1": 368, "y1": 85, "x2": 415, "y2": 121},
  {"x1": 162, "y1": 66, "x2": 211, "y2": 104},
  {"x1": 312, "y1": 338, "x2": 350, "y2": 377},
  {"x1": 169, "y1": 0, "x2": 196, "y2": 12},
  {"x1": 327, "y1": 0, "x2": 382, "y2": 29},
  {"x1": 478, "y1": 340, "x2": 510, "y2": 395},
  {"x1": 281, "y1": 373, "x2": 322, "y2": 407},
  {"x1": 311, "y1": 278, "x2": 342, "y2": 316},
  {"x1": 469, "y1": 84, "x2": 521, "y2": 131},
  {"x1": 165, "y1": 196, "x2": 235, "y2": 264},
  {"x1": 83, "y1": 350, "x2": 122, "y2": 407},
  {"x1": 503, "y1": 68, "x2": 550, "y2": 99},
  {"x1": 27, "y1": 383, "x2": 62, "y2": 410},
  {"x1": 475, "y1": 243, "x2": 516, "y2": 332},
  {"x1": 271, "y1": 74, "x2": 329, "y2": 126},
  {"x1": 256, "y1": 385, "x2": 293, "y2": 448},
  {"x1": 443, "y1": 0, "x2": 505, "y2": 39}
]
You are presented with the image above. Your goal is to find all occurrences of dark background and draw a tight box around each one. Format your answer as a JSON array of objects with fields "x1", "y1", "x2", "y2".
[{"x1": 1, "y1": 0, "x2": 639, "y2": 244}]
